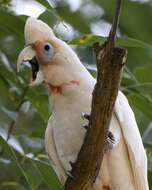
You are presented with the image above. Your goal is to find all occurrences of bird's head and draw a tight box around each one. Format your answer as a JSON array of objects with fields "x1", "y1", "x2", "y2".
[{"x1": 17, "y1": 17, "x2": 91, "y2": 95}]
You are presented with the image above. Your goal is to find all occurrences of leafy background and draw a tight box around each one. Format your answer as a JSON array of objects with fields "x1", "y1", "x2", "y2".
[{"x1": 0, "y1": 0, "x2": 152, "y2": 189}]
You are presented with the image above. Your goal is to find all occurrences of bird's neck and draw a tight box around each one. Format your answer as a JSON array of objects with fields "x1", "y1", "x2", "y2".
[
  {"x1": 47, "y1": 80, "x2": 81, "y2": 95},
  {"x1": 47, "y1": 76, "x2": 95, "y2": 114}
]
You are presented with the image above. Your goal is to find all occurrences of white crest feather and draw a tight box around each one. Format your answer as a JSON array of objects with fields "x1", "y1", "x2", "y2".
[{"x1": 25, "y1": 17, "x2": 55, "y2": 45}]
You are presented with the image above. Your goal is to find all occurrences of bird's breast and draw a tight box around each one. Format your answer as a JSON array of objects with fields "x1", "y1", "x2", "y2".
[{"x1": 50, "y1": 90, "x2": 92, "y2": 171}]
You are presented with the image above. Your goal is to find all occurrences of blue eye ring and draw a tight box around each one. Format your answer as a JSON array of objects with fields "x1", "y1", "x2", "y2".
[{"x1": 44, "y1": 44, "x2": 50, "y2": 51}]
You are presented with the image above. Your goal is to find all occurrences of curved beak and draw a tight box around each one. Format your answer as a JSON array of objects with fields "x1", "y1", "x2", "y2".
[
  {"x1": 17, "y1": 46, "x2": 44, "y2": 86},
  {"x1": 17, "y1": 46, "x2": 36, "y2": 72}
]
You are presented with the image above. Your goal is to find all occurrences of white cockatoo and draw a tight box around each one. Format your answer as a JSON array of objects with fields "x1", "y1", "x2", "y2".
[{"x1": 17, "y1": 17, "x2": 149, "y2": 190}]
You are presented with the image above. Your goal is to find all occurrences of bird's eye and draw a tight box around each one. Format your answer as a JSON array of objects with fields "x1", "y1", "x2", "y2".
[
  {"x1": 42, "y1": 42, "x2": 54, "y2": 64},
  {"x1": 44, "y1": 44, "x2": 50, "y2": 51}
]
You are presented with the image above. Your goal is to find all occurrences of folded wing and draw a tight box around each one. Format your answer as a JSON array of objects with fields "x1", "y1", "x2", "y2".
[
  {"x1": 115, "y1": 92, "x2": 149, "y2": 190},
  {"x1": 45, "y1": 116, "x2": 67, "y2": 184}
]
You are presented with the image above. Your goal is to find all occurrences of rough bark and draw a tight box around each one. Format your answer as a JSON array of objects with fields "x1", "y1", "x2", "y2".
[{"x1": 64, "y1": 0, "x2": 127, "y2": 189}]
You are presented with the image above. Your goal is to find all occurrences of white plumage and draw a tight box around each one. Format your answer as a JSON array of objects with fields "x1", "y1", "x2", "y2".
[{"x1": 17, "y1": 17, "x2": 149, "y2": 190}]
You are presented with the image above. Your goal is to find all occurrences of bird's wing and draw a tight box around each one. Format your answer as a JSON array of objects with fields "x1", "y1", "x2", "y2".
[
  {"x1": 45, "y1": 115, "x2": 67, "y2": 184},
  {"x1": 115, "y1": 91, "x2": 149, "y2": 190}
]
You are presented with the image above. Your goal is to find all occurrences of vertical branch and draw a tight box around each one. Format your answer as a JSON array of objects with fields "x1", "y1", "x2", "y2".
[
  {"x1": 65, "y1": 0, "x2": 127, "y2": 190},
  {"x1": 108, "y1": 0, "x2": 122, "y2": 47}
]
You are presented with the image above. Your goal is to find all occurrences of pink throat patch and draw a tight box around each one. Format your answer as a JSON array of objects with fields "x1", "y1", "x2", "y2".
[{"x1": 47, "y1": 80, "x2": 80, "y2": 95}]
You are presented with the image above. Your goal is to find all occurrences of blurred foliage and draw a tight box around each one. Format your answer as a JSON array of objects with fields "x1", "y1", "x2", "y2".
[
  {"x1": 0, "y1": 0, "x2": 152, "y2": 189},
  {"x1": 0, "y1": 0, "x2": 11, "y2": 10}
]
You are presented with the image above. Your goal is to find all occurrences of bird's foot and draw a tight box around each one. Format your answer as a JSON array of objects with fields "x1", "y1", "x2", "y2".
[
  {"x1": 69, "y1": 161, "x2": 75, "y2": 168},
  {"x1": 81, "y1": 113, "x2": 117, "y2": 151},
  {"x1": 66, "y1": 171, "x2": 74, "y2": 179},
  {"x1": 81, "y1": 113, "x2": 90, "y2": 130},
  {"x1": 66, "y1": 161, "x2": 75, "y2": 179},
  {"x1": 104, "y1": 131, "x2": 117, "y2": 152},
  {"x1": 82, "y1": 124, "x2": 89, "y2": 130},
  {"x1": 81, "y1": 113, "x2": 90, "y2": 121}
]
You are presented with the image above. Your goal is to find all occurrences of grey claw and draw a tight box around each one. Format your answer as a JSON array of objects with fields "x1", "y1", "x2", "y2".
[
  {"x1": 69, "y1": 161, "x2": 75, "y2": 168},
  {"x1": 66, "y1": 171, "x2": 74, "y2": 179},
  {"x1": 81, "y1": 113, "x2": 90, "y2": 121},
  {"x1": 108, "y1": 131, "x2": 115, "y2": 144},
  {"x1": 82, "y1": 124, "x2": 89, "y2": 130},
  {"x1": 104, "y1": 131, "x2": 117, "y2": 151}
]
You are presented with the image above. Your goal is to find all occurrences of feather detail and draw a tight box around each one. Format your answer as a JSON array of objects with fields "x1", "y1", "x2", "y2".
[
  {"x1": 115, "y1": 91, "x2": 149, "y2": 190},
  {"x1": 45, "y1": 116, "x2": 67, "y2": 184}
]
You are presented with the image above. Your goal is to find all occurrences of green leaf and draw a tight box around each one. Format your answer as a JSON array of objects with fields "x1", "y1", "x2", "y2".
[
  {"x1": 0, "y1": 128, "x2": 24, "y2": 154},
  {"x1": 56, "y1": 6, "x2": 90, "y2": 33},
  {"x1": 0, "y1": 136, "x2": 63, "y2": 190},
  {"x1": 69, "y1": 34, "x2": 152, "y2": 49},
  {"x1": 143, "y1": 124, "x2": 152, "y2": 146},
  {"x1": 0, "y1": 107, "x2": 17, "y2": 121},
  {"x1": 127, "y1": 66, "x2": 152, "y2": 95},
  {"x1": 128, "y1": 94, "x2": 152, "y2": 119},
  {"x1": 22, "y1": 159, "x2": 43, "y2": 190},
  {"x1": 26, "y1": 87, "x2": 50, "y2": 121},
  {"x1": 37, "y1": 1, "x2": 61, "y2": 22},
  {"x1": 94, "y1": 0, "x2": 152, "y2": 42},
  {"x1": 148, "y1": 170, "x2": 152, "y2": 189},
  {"x1": 18, "y1": 135, "x2": 44, "y2": 154},
  {"x1": 69, "y1": 34, "x2": 105, "y2": 45},
  {"x1": 39, "y1": 9, "x2": 59, "y2": 27},
  {"x1": 135, "y1": 66, "x2": 152, "y2": 83},
  {"x1": 69, "y1": 34, "x2": 106, "y2": 45},
  {"x1": 36, "y1": 0, "x2": 52, "y2": 8},
  {"x1": 117, "y1": 37, "x2": 152, "y2": 49},
  {"x1": 0, "y1": 10, "x2": 24, "y2": 40},
  {"x1": 35, "y1": 159, "x2": 63, "y2": 190},
  {"x1": 0, "y1": 136, "x2": 30, "y2": 188}
]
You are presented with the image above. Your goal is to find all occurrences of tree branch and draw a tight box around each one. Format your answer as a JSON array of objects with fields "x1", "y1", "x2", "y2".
[
  {"x1": 108, "y1": 0, "x2": 122, "y2": 47},
  {"x1": 64, "y1": 0, "x2": 127, "y2": 189}
]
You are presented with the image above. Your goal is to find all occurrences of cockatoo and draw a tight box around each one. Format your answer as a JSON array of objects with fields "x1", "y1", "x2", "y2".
[{"x1": 17, "y1": 17, "x2": 149, "y2": 190}]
